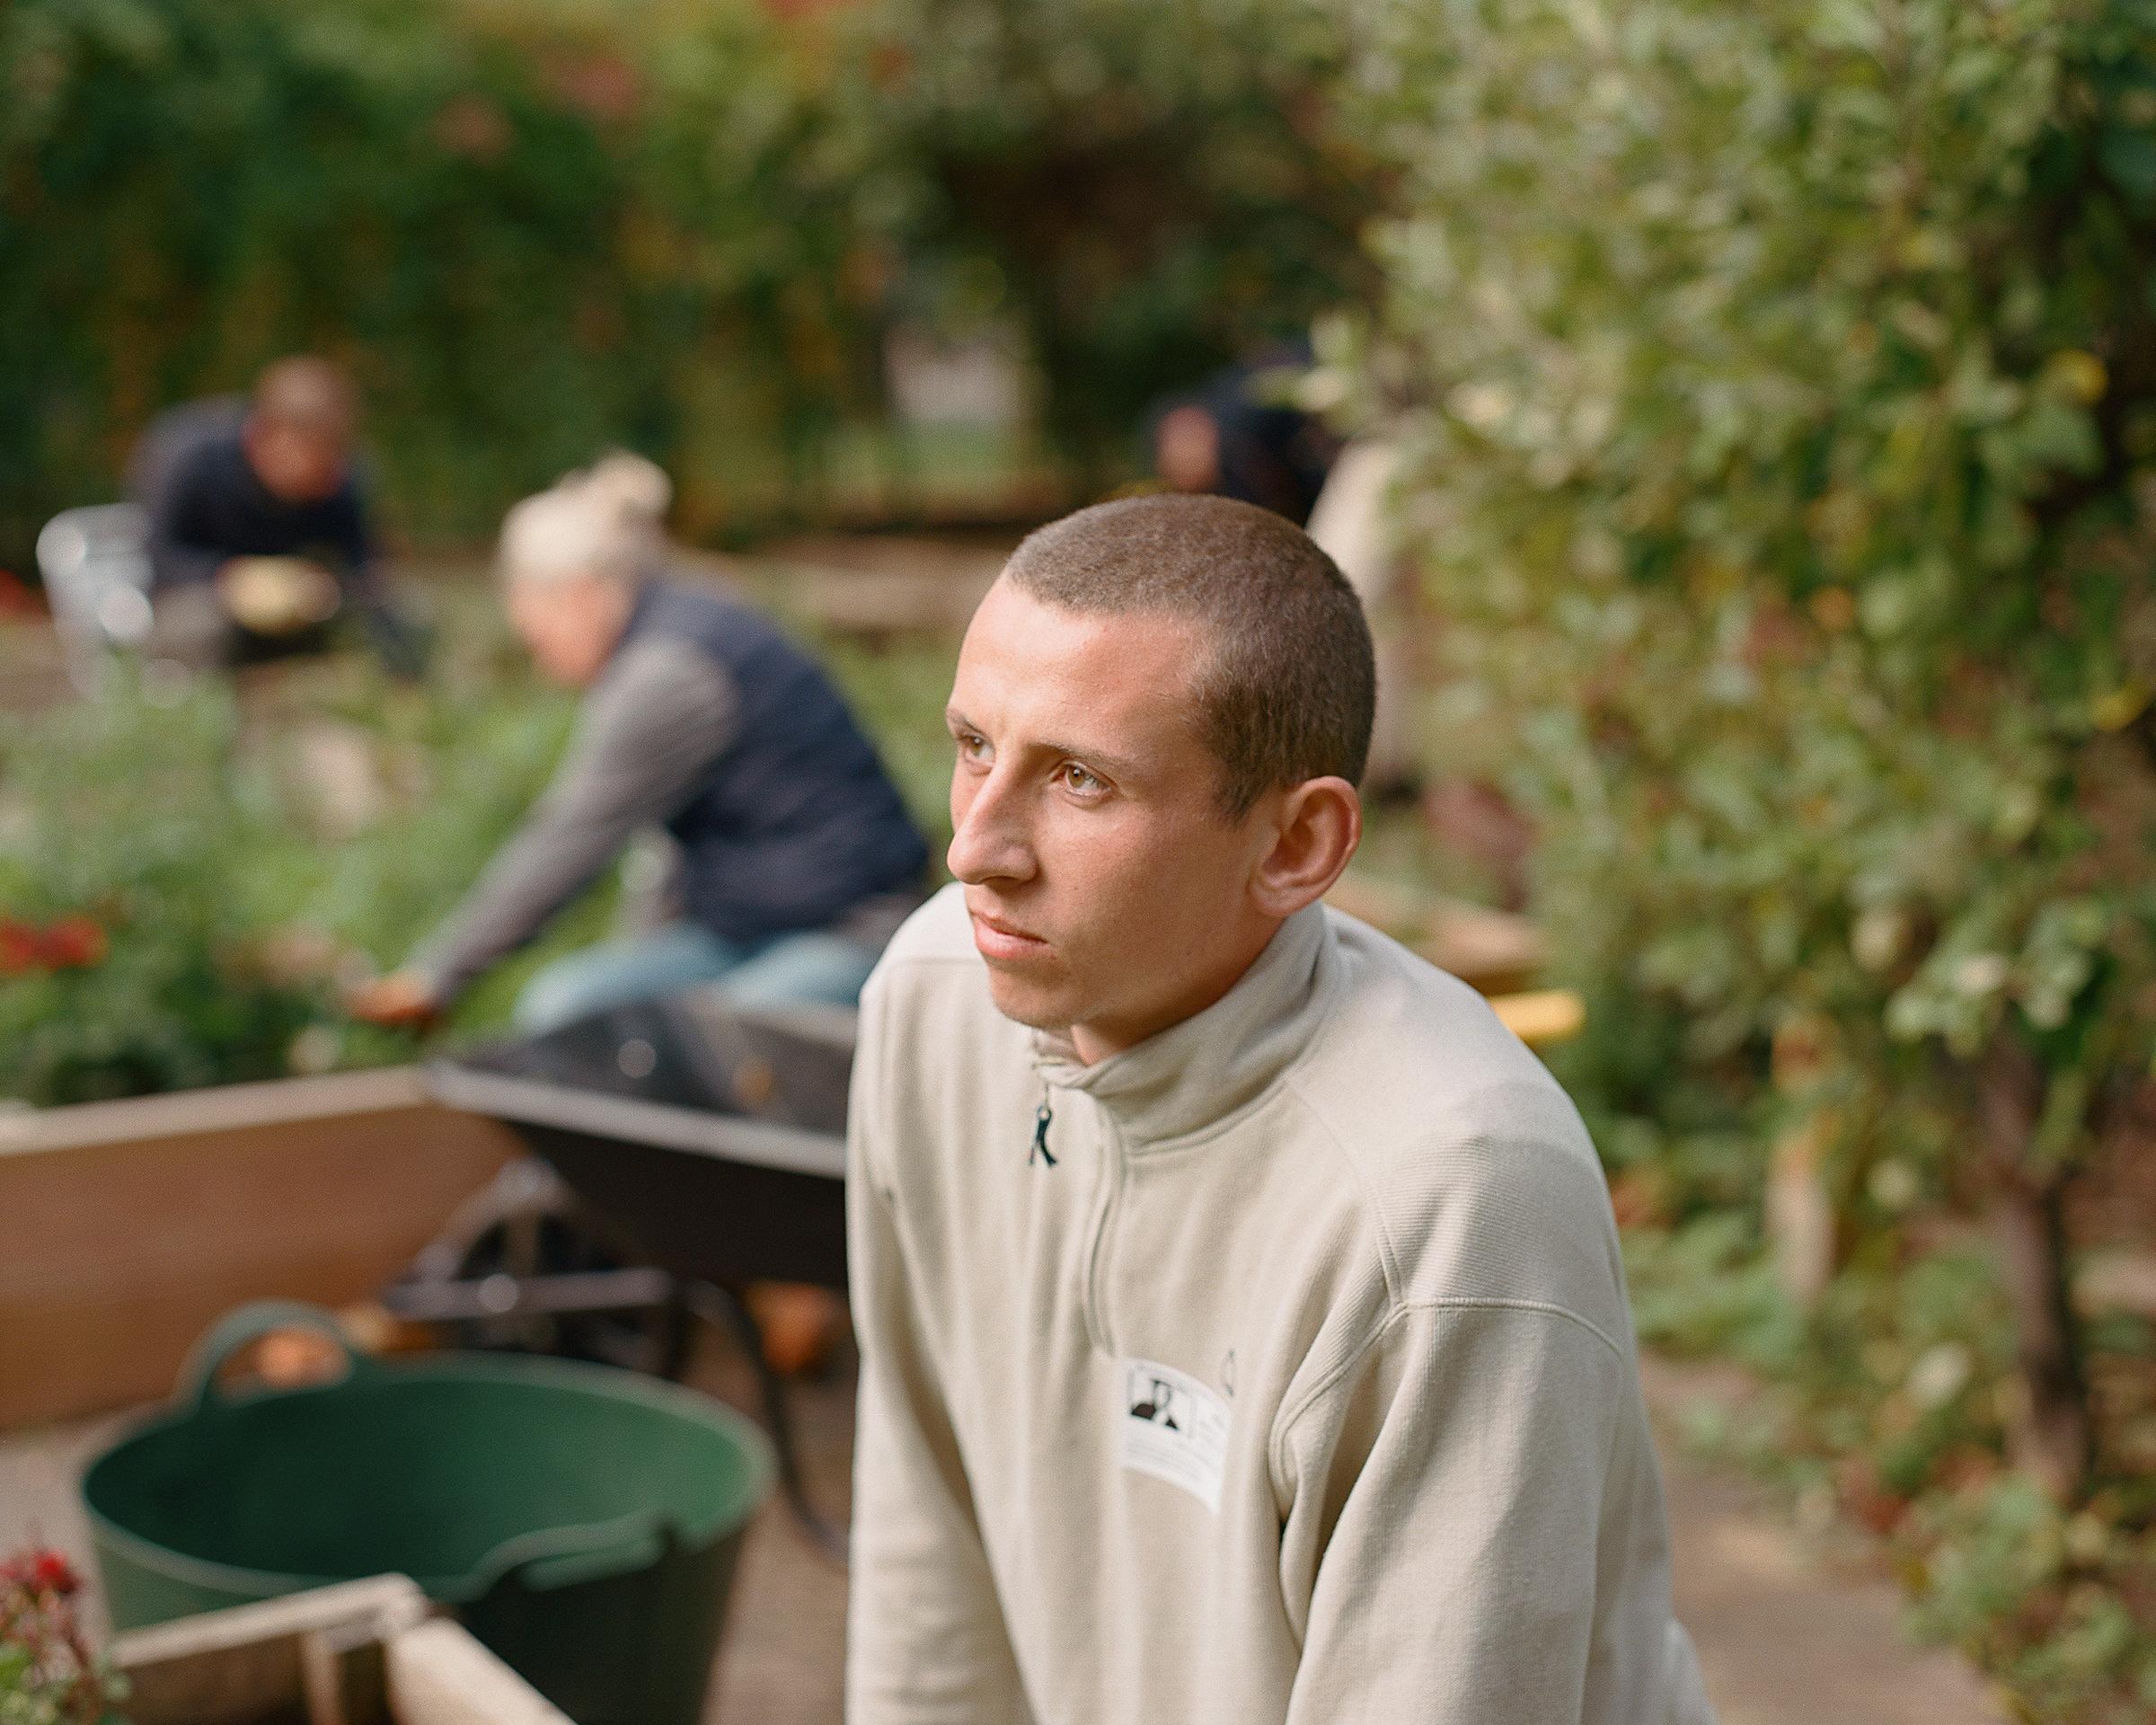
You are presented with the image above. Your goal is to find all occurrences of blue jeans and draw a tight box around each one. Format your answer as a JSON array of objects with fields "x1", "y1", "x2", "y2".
[{"x1": 513, "y1": 920, "x2": 880, "y2": 1036}]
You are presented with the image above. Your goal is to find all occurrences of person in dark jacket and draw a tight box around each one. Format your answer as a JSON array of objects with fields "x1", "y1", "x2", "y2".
[
  {"x1": 1146, "y1": 342, "x2": 1337, "y2": 526},
  {"x1": 130, "y1": 356, "x2": 423, "y2": 676},
  {"x1": 349, "y1": 454, "x2": 928, "y2": 1035}
]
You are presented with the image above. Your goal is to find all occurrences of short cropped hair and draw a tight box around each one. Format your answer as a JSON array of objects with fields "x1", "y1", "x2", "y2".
[
  {"x1": 252, "y1": 357, "x2": 356, "y2": 439},
  {"x1": 1004, "y1": 493, "x2": 1374, "y2": 818}
]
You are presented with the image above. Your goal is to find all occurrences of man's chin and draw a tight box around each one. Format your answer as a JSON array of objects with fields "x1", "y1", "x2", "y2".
[{"x1": 981, "y1": 969, "x2": 1074, "y2": 1035}]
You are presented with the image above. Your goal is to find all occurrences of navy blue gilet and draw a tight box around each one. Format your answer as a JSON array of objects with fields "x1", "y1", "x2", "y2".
[{"x1": 615, "y1": 580, "x2": 928, "y2": 943}]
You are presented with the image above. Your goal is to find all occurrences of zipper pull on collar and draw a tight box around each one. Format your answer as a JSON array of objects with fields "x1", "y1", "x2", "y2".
[{"x1": 1029, "y1": 1096, "x2": 1056, "y2": 1168}]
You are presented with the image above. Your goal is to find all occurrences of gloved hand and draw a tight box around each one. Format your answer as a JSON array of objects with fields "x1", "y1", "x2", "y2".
[{"x1": 345, "y1": 970, "x2": 443, "y2": 1031}]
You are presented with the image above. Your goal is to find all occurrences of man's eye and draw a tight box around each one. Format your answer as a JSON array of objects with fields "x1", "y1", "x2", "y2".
[
  {"x1": 956, "y1": 731, "x2": 990, "y2": 762},
  {"x1": 1058, "y1": 763, "x2": 1103, "y2": 795}
]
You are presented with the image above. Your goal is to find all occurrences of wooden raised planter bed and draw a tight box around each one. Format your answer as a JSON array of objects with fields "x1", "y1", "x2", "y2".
[
  {"x1": 0, "y1": 1070, "x2": 518, "y2": 1431},
  {"x1": 112, "y1": 1574, "x2": 569, "y2": 1725}
]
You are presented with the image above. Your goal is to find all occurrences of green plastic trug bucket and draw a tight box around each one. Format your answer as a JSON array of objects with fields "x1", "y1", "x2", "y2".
[{"x1": 82, "y1": 1302, "x2": 774, "y2": 1725}]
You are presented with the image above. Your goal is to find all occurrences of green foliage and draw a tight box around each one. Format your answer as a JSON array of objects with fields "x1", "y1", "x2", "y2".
[
  {"x1": 0, "y1": 0, "x2": 911, "y2": 548},
  {"x1": 0, "y1": 680, "x2": 322, "y2": 1101},
  {"x1": 1339, "y1": 0, "x2": 2156, "y2": 1113},
  {"x1": 851, "y1": 0, "x2": 1372, "y2": 463},
  {"x1": 0, "y1": 0, "x2": 1367, "y2": 560},
  {"x1": 1904, "y1": 1473, "x2": 2156, "y2": 1720},
  {"x1": 0, "y1": 603, "x2": 580, "y2": 1105},
  {"x1": 1334, "y1": 0, "x2": 2156, "y2": 1710}
]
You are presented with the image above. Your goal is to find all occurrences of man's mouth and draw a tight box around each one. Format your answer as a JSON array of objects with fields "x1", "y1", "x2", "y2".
[{"x1": 968, "y1": 908, "x2": 1049, "y2": 963}]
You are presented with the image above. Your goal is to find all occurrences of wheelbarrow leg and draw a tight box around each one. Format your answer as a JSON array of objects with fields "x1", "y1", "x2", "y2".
[{"x1": 686, "y1": 1281, "x2": 847, "y2": 1562}]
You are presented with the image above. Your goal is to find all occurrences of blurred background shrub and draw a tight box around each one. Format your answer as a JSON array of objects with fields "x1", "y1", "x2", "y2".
[
  {"x1": 1328, "y1": 0, "x2": 2156, "y2": 1711},
  {"x1": 2, "y1": 0, "x2": 920, "y2": 545},
  {"x1": 0, "y1": 596, "x2": 581, "y2": 1103},
  {"x1": 0, "y1": 0, "x2": 1369, "y2": 557},
  {"x1": 857, "y1": 0, "x2": 1372, "y2": 470}
]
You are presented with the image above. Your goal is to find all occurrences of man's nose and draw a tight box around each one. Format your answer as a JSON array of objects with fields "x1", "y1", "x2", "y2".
[{"x1": 948, "y1": 771, "x2": 1036, "y2": 886}]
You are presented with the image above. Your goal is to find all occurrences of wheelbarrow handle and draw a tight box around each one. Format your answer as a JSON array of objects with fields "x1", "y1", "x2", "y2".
[
  {"x1": 461, "y1": 1510, "x2": 674, "y2": 1599},
  {"x1": 178, "y1": 1299, "x2": 376, "y2": 1416}
]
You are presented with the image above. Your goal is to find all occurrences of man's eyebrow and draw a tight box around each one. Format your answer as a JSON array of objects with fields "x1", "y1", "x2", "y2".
[
  {"x1": 1027, "y1": 733, "x2": 1150, "y2": 782},
  {"x1": 942, "y1": 708, "x2": 1148, "y2": 781}
]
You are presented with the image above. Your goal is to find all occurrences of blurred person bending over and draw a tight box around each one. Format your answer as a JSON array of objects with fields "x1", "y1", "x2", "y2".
[
  {"x1": 350, "y1": 455, "x2": 928, "y2": 1036},
  {"x1": 846, "y1": 493, "x2": 1714, "y2": 1724},
  {"x1": 130, "y1": 356, "x2": 423, "y2": 676}
]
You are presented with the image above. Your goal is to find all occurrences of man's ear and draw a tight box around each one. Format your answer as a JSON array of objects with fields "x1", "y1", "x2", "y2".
[{"x1": 1250, "y1": 776, "x2": 1362, "y2": 921}]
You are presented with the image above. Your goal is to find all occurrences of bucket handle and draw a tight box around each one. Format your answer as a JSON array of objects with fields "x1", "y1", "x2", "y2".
[
  {"x1": 179, "y1": 1300, "x2": 376, "y2": 1416},
  {"x1": 463, "y1": 1510, "x2": 674, "y2": 1599}
]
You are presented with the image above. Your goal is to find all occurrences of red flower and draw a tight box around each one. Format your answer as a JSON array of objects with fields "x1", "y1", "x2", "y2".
[
  {"x1": 0, "y1": 915, "x2": 109, "y2": 974},
  {"x1": 39, "y1": 916, "x2": 107, "y2": 969},
  {"x1": 2, "y1": 1546, "x2": 80, "y2": 1597},
  {"x1": 0, "y1": 918, "x2": 39, "y2": 974},
  {"x1": 30, "y1": 1549, "x2": 79, "y2": 1596}
]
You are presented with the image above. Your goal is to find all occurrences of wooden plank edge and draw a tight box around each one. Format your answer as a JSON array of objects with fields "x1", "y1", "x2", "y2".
[
  {"x1": 0, "y1": 1068, "x2": 435, "y2": 1159},
  {"x1": 388, "y1": 1619, "x2": 575, "y2": 1725}
]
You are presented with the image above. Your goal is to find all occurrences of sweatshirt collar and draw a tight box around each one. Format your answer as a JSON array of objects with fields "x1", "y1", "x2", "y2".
[{"x1": 1029, "y1": 902, "x2": 1336, "y2": 1149}]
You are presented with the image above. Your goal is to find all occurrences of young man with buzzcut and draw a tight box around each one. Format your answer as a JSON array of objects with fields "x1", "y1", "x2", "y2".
[{"x1": 846, "y1": 493, "x2": 1716, "y2": 1724}]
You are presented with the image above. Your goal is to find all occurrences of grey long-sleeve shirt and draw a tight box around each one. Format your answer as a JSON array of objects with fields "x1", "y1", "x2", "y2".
[{"x1": 410, "y1": 634, "x2": 738, "y2": 1004}]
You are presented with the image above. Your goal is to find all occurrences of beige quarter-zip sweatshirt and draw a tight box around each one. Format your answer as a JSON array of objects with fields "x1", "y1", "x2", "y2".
[{"x1": 846, "y1": 884, "x2": 1715, "y2": 1724}]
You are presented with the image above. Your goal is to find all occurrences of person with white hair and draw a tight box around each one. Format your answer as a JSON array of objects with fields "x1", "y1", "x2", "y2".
[{"x1": 349, "y1": 453, "x2": 928, "y2": 1033}]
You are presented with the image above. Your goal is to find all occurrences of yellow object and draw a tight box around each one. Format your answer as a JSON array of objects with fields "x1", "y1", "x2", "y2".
[
  {"x1": 217, "y1": 556, "x2": 340, "y2": 634},
  {"x1": 2090, "y1": 682, "x2": 2150, "y2": 732},
  {"x1": 1491, "y1": 988, "x2": 1586, "y2": 1049},
  {"x1": 2045, "y1": 349, "x2": 2107, "y2": 405}
]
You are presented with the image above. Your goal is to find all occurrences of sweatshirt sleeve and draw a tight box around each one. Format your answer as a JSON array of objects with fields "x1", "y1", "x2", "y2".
[
  {"x1": 845, "y1": 975, "x2": 1034, "y2": 1724},
  {"x1": 407, "y1": 634, "x2": 737, "y2": 1003},
  {"x1": 1274, "y1": 1302, "x2": 1626, "y2": 1724}
]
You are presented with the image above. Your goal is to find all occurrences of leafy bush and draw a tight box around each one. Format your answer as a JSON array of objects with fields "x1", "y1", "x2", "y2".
[
  {"x1": 1332, "y1": 0, "x2": 2156, "y2": 1710},
  {"x1": 851, "y1": 0, "x2": 1372, "y2": 466},
  {"x1": 0, "y1": 0, "x2": 916, "y2": 549},
  {"x1": 0, "y1": 0, "x2": 1368, "y2": 562},
  {"x1": 0, "y1": 600, "x2": 581, "y2": 1106},
  {"x1": 0, "y1": 679, "x2": 323, "y2": 1102}
]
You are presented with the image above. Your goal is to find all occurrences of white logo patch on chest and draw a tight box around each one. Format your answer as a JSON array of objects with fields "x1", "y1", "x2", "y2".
[{"x1": 1118, "y1": 1358, "x2": 1231, "y2": 1514}]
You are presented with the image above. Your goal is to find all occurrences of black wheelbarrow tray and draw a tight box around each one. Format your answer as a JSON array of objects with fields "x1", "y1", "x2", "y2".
[
  {"x1": 419, "y1": 994, "x2": 853, "y2": 1293},
  {"x1": 411, "y1": 995, "x2": 857, "y2": 1552}
]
